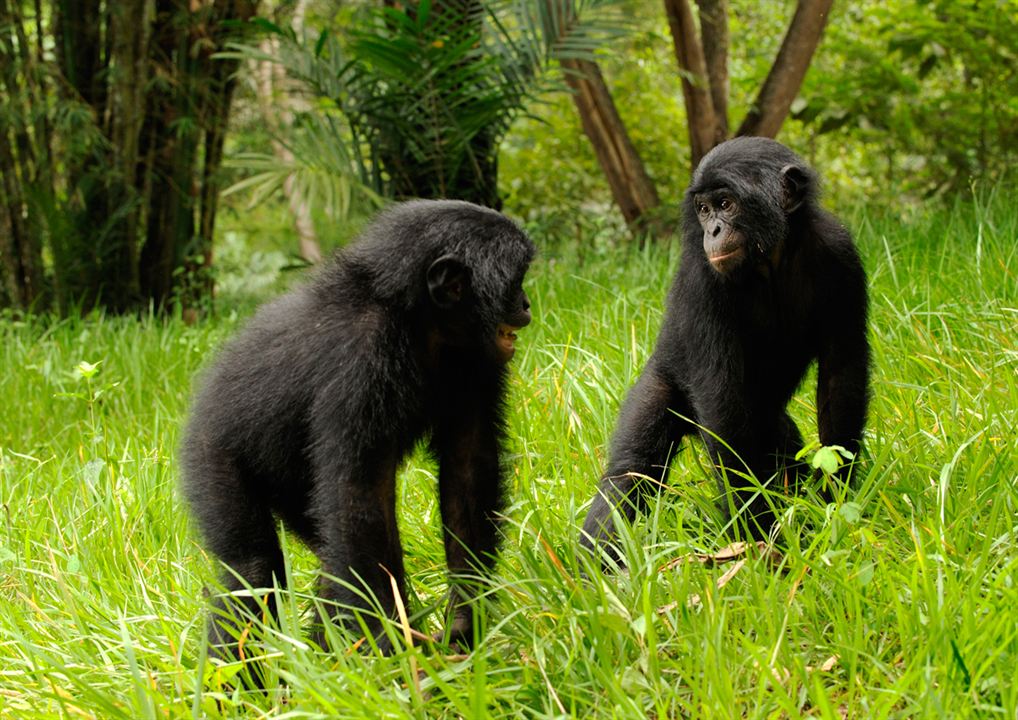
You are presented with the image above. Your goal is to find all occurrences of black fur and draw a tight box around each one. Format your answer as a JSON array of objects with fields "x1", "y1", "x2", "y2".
[
  {"x1": 182, "y1": 200, "x2": 535, "y2": 655},
  {"x1": 580, "y1": 138, "x2": 870, "y2": 562}
]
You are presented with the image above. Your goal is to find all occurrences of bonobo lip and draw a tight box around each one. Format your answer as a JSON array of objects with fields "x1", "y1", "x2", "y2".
[
  {"x1": 496, "y1": 323, "x2": 522, "y2": 361},
  {"x1": 708, "y1": 247, "x2": 745, "y2": 273}
]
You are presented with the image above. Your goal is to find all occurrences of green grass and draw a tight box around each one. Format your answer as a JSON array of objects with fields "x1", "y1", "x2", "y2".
[{"x1": 1, "y1": 190, "x2": 1015, "y2": 718}]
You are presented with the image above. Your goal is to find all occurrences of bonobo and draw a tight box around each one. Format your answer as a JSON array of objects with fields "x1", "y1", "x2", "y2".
[
  {"x1": 581, "y1": 137, "x2": 869, "y2": 563},
  {"x1": 182, "y1": 200, "x2": 535, "y2": 655}
]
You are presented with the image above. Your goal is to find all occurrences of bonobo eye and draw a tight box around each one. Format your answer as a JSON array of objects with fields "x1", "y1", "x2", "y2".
[
  {"x1": 719, "y1": 197, "x2": 735, "y2": 211},
  {"x1": 696, "y1": 202, "x2": 709, "y2": 216}
]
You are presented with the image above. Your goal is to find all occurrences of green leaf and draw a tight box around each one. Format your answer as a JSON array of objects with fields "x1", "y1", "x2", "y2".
[
  {"x1": 314, "y1": 29, "x2": 330, "y2": 58},
  {"x1": 75, "y1": 360, "x2": 100, "y2": 380},
  {"x1": 250, "y1": 17, "x2": 285, "y2": 37},
  {"x1": 854, "y1": 561, "x2": 874, "y2": 587},
  {"x1": 812, "y1": 446, "x2": 842, "y2": 475},
  {"x1": 811, "y1": 445, "x2": 855, "y2": 475},
  {"x1": 838, "y1": 502, "x2": 863, "y2": 525}
]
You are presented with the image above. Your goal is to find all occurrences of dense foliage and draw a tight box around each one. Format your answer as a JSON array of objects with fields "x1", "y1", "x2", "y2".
[
  {"x1": 0, "y1": 1, "x2": 259, "y2": 314},
  {"x1": 500, "y1": 0, "x2": 1017, "y2": 222},
  {"x1": 225, "y1": 0, "x2": 625, "y2": 218}
]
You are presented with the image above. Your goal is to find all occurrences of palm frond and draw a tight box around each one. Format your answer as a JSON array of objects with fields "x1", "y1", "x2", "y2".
[
  {"x1": 225, "y1": 1, "x2": 629, "y2": 209},
  {"x1": 224, "y1": 111, "x2": 383, "y2": 221}
]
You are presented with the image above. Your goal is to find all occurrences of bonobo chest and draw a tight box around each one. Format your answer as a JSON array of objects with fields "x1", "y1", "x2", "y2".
[{"x1": 733, "y1": 280, "x2": 818, "y2": 398}]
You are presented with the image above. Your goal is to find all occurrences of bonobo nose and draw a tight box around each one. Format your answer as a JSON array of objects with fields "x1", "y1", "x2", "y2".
[{"x1": 712, "y1": 223, "x2": 722, "y2": 237}]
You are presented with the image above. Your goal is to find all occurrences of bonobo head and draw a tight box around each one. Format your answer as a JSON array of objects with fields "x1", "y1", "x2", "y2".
[
  {"x1": 348, "y1": 200, "x2": 535, "y2": 364},
  {"x1": 683, "y1": 137, "x2": 817, "y2": 278},
  {"x1": 426, "y1": 253, "x2": 531, "y2": 363}
]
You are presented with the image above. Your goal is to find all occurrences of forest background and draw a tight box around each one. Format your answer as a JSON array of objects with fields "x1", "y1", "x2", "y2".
[{"x1": 1, "y1": 0, "x2": 1014, "y2": 313}]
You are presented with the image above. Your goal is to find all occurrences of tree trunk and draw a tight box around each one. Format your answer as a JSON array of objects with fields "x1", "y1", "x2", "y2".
[
  {"x1": 1, "y1": 0, "x2": 255, "y2": 315},
  {"x1": 55, "y1": 0, "x2": 137, "y2": 311},
  {"x1": 107, "y1": 0, "x2": 152, "y2": 304},
  {"x1": 255, "y1": 47, "x2": 323, "y2": 263},
  {"x1": 140, "y1": 0, "x2": 259, "y2": 310},
  {"x1": 255, "y1": 0, "x2": 322, "y2": 263},
  {"x1": 696, "y1": 0, "x2": 729, "y2": 143},
  {"x1": 663, "y1": 0, "x2": 717, "y2": 169},
  {"x1": 736, "y1": 0, "x2": 834, "y2": 138},
  {"x1": 0, "y1": 0, "x2": 46, "y2": 309},
  {"x1": 139, "y1": 0, "x2": 192, "y2": 309},
  {"x1": 0, "y1": 130, "x2": 32, "y2": 308},
  {"x1": 192, "y1": 0, "x2": 261, "y2": 304},
  {"x1": 561, "y1": 57, "x2": 666, "y2": 240}
]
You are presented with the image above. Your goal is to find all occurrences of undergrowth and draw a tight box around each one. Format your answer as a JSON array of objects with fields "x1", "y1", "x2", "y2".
[{"x1": 1, "y1": 190, "x2": 1015, "y2": 718}]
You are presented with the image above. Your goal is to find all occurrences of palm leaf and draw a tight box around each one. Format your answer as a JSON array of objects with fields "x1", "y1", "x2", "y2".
[{"x1": 224, "y1": 1, "x2": 629, "y2": 209}]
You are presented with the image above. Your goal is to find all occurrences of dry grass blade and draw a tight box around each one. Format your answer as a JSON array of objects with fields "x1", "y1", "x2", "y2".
[
  {"x1": 659, "y1": 540, "x2": 783, "y2": 571},
  {"x1": 387, "y1": 568, "x2": 421, "y2": 699}
]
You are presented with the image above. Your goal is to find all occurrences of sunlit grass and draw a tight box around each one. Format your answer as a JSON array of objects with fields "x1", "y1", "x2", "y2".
[{"x1": 1, "y1": 190, "x2": 1015, "y2": 718}]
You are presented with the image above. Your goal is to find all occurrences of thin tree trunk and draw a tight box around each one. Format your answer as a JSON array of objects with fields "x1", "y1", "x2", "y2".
[
  {"x1": 106, "y1": 0, "x2": 152, "y2": 308},
  {"x1": 0, "y1": 0, "x2": 45, "y2": 308},
  {"x1": 140, "y1": 0, "x2": 190, "y2": 308},
  {"x1": 140, "y1": 0, "x2": 258, "y2": 310},
  {"x1": 0, "y1": 134, "x2": 29, "y2": 308},
  {"x1": 663, "y1": 0, "x2": 716, "y2": 169},
  {"x1": 561, "y1": 57, "x2": 665, "y2": 240},
  {"x1": 254, "y1": 47, "x2": 322, "y2": 262},
  {"x1": 193, "y1": 0, "x2": 261, "y2": 303},
  {"x1": 55, "y1": 0, "x2": 117, "y2": 312},
  {"x1": 737, "y1": 0, "x2": 834, "y2": 138},
  {"x1": 0, "y1": 196, "x2": 15, "y2": 307},
  {"x1": 696, "y1": 0, "x2": 729, "y2": 143},
  {"x1": 254, "y1": 0, "x2": 322, "y2": 263}
]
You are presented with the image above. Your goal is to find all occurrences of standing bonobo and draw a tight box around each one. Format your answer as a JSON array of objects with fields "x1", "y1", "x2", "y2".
[
  {"x1": 581, "y1": 138, "x2": 869, "y2": 563},
  {"x1": 182, "y1": 200, "x2": 535, "y2": 655}
]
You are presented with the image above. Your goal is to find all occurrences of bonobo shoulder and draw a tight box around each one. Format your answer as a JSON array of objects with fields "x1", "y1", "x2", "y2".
[{"x1": 811, "y1": 210, "x2": 863, "y2": 269}]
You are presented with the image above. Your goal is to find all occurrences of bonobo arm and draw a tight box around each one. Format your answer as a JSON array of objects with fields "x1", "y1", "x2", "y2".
[
  {"x1": 311, "y1": 444, "x2": 405, "y2": 650},
  {"x1": 580, "y1": 365, "x2": 693, "y2": 565},
  {"x1": 816, "y1": 266, "x2": 870, "y2": 485},
  {"x1": 432, "y1": 402, "x2": 505, "y2": 650}
]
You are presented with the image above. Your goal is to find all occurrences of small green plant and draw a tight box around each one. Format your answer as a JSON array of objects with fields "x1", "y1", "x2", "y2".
[
  {"x1": 796, "y1": 442, "x2": 856, "y2": 477},
  {"x1": 58, "y1": 359, "x2": 121, "y2": 485}
]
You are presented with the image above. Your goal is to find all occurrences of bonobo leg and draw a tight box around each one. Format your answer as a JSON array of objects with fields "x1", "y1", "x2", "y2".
[
  {"x1": 433, "y1": 410, "x2": 504, "y2": 651},
  {"x1": 580, "y1": 368, "x2": 693, "y2": 566},
  {"x1": 186, "y1": 452, "x2": 286, "y2": 659},
  {"x1": 774, "y1": 411, "x2": 808, "y2": 496},
  {"x1": 312, "y1": 454, "x2": 405, "y2": 652},
  {"x1": 701, "y1": 411, "x2": 805, "y2": 539}
]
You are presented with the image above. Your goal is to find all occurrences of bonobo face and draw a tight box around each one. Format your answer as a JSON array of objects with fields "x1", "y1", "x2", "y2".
[
  {"x1": 694, "y1": 191, "x2": 746, "y2": 275},
  {"x1": 496, "y1": 286, "x2": 531, "y2": 363},
  {"x1": 426, "y1": 254, "x2": 532, "y2": 363}
]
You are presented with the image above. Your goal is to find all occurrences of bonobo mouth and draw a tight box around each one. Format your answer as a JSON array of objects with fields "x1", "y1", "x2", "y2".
[
  {"x1": 707, "y1": 247, "x2": 745, "y2": 274},
  {"x1": 496, "y1": 323, "x2": 522, "y2": 362}
]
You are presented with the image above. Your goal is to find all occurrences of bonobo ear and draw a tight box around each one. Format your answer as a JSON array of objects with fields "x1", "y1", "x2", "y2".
[
  {"x1": 427, "y1": 255, "x2": 470, "y2": 309},
  {"x1": 781, "y1": 164, "x2": 810, "y2": 214}
]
